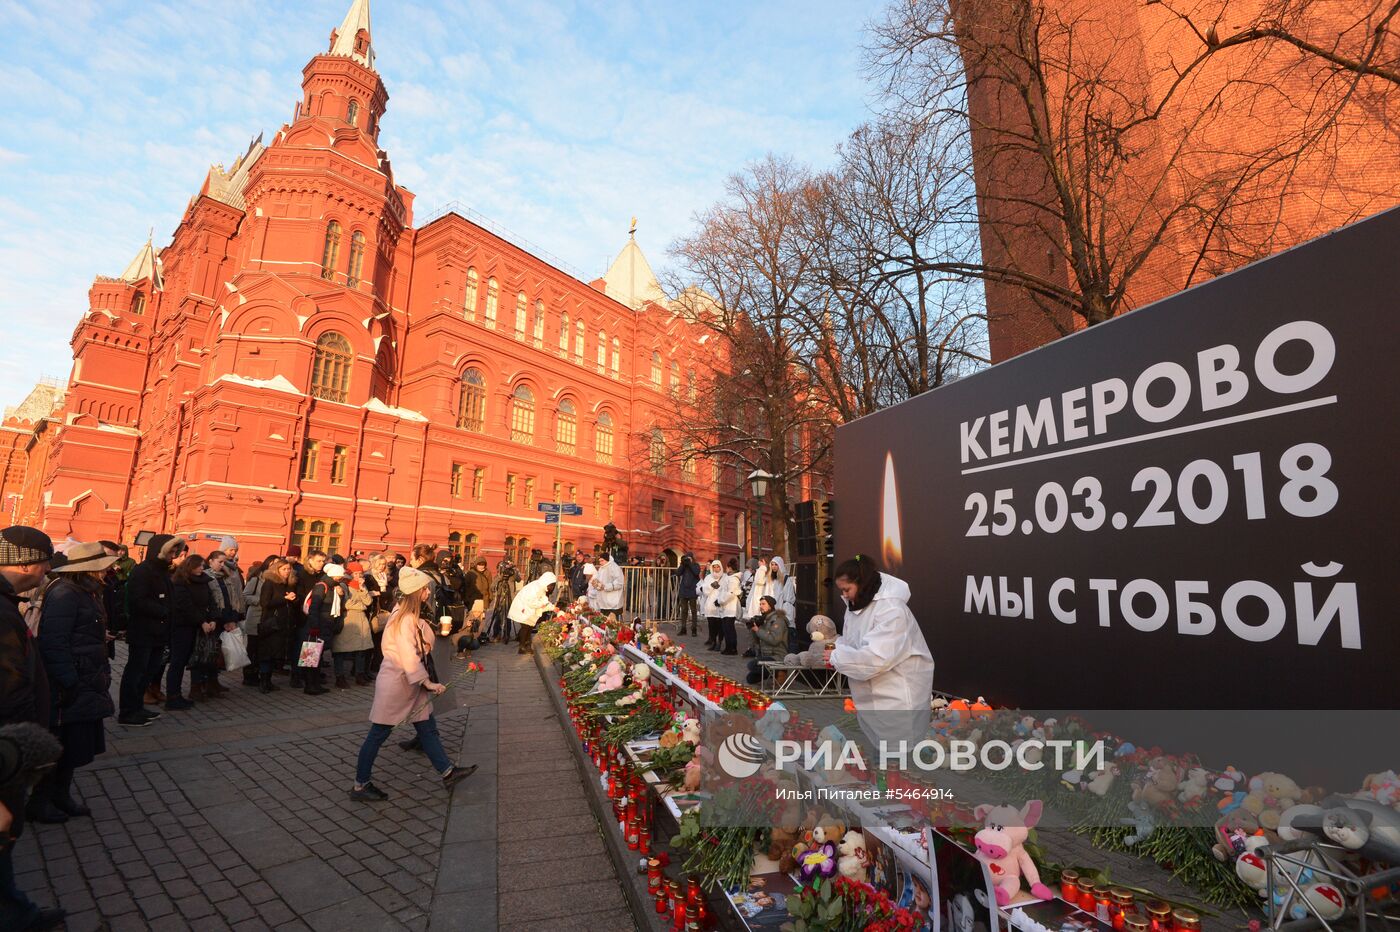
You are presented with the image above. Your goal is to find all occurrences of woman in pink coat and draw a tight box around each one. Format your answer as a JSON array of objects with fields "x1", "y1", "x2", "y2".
[{"x1": 350, "y1": 567, "x2": 475, "y2": 802}]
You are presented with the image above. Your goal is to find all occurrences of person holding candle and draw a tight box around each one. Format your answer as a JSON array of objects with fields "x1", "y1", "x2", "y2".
[
  {"x1": 350, "y1": 567, "x2": 475, "y2": 802},
  {"x1": 826, "y1": 554, "x2": 934, "y2": 749}
]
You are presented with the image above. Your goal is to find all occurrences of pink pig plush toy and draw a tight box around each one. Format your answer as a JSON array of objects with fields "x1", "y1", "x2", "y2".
[{"x1": 972, "y1": 800, "x2": 1054, "y2": 906}]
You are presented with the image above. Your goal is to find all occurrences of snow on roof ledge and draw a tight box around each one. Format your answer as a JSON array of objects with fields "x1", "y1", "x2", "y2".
[
  {"x1": 214, "y1": 373, "x2": 302, "y2": 394},
  {"x1": 95, "y1": 423, "x2": 141, "y2": 436},
  {"x1": 364, "y1": 397, "x2": 427, "y2": 421}
]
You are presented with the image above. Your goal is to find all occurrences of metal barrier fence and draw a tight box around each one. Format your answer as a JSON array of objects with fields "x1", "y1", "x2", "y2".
[{"x1": 621, "y1": 566, "x2": 680, "y2": 621}]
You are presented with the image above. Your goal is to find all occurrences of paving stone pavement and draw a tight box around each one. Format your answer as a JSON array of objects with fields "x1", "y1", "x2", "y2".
[{"x1": 12, "y1": 641, "x2": 635, "y2": 932}]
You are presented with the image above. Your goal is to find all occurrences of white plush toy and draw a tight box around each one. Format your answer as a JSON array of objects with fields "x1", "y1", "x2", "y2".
[
  {"x1": 837, "y1": 830, "x2": 871, "y2": 883},
  {"x1": 681, "y1": 718, "x2": 702, "y2": 746},
  {"x1": 1178, "y1": 767, "x2": 1210, "y2": 803}
]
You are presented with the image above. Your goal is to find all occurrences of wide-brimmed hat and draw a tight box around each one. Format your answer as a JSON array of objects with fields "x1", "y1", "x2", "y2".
[{"x1": 51, "y1": 542, "x2": 119, "y2": 574}]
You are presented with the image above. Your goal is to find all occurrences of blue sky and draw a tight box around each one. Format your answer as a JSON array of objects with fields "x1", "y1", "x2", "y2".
[{"x1": 0, "y1": 0, "x2": 883, "y2": 404}]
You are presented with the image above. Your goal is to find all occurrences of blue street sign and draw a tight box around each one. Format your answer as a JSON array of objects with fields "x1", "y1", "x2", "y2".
[
  {"x1": 544, "y1": 513, "x2": 560, "y2": 524},
  {"x1": 537, "y1": 503, "x2": 562, "y2": 513},
  {"x1": 561, "y1": 503, "x2": 583, "y2": 516}
]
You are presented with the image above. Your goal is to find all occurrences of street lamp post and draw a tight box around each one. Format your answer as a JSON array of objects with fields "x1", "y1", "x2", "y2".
[{"x1": 747, "y1": 469, "x2": 773, "y2": 558}]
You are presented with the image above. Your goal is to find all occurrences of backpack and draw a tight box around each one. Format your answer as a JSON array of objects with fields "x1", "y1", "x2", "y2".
[{"x1": 302, "y1": 581, "x2": 326, "y2": 616}]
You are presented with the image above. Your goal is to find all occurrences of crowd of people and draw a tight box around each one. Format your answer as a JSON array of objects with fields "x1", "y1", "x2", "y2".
[
  {"x1": 0, "y1": 513, "x2": 936, "y2": 931},
  {"x1": 0, "y1": 527, "x2": 616, "y2": 929}
]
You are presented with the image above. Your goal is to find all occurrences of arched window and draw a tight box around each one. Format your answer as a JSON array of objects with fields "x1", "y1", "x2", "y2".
[
  {"x1": 596, "y1": 330, "x2": 607, "y2": 371},
  {"x1": 464, "y1": 268, "x2": 478, "y2": 320},
  {"x1": 610, "y1": 337, "x2": 620, "y2": 376},
  {"x1": 650, "y1": 350, "x2": 662, "y2": 387},
  {"x1": 485, "y1": 277, "x2": 498, "y2": 328},
  {"x1": 559, "y1": 311, "x2": 570, "y2": 355},
  {"x1": 574, "y1": 319, "x2": 585, "y2": 361},
  {"x1": 457, "y1": 368, "x2": 485, "y2": 431},
  {"x1": 514, "y1": 291, "x2": 527, "y2": 339},
  {"x1": 510, "y1": 384, "x2": 535, "y2": 444},
  {"x1": 533, "y1": 300, "x2": 545, "y2": 347},
  {"x1": 463, "y1": 533, "x2": 479, "y2": 565},
  {"x1": 595, "y1": 412, "x2": 614, "y2": 464},
  {"x1": 310, "y1": 331, "x2": 352, "y2": 402},
  {"x1": 670, "y1": 359, "x2": 681, "y2": 395},
  {"x1": 555, "y1": 398, "x2": 577, "y2": 455},
  {"x1": 649, "y1": 427, "x2": 666, "y2": 474},
  {"x1": 347, "y1": 231, "x2": 366, "y2": 288},
  {"x1": 131, "y1": 292, "x2": 147, "y2": 316},
  {"x1": 504, "y1": 535, "x2": 515, "y2": 560},
  {"x1": 320, "y1": 221, "x2": 341, "y2": 280},
  {"x1": 514, "y1": 536, "x2": 531, "y2": 567},
  {"x1": 346, "y1": 98, "x2": 359, "y2": 126}
]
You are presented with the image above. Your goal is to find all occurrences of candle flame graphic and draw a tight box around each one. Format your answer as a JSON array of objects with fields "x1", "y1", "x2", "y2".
[{"x1": 881, "y1": 452, "x2": 902, "y2": 570}]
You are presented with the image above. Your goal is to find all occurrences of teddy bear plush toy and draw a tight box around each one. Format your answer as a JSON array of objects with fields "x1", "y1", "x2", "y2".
[
  {"x1": 971, "y1": 801, "x2": 1054, "y2": 906},
  {"x1": 1133, "y1": 757, "x2": 1182, "y2": 809},
  {"x1": 781, "y1": 615, "x2": 838, "y2": 666},
  {"x1": 1242, "y1": 772, "x2": 1303, "y2": 831},
  {"x1": 838, "y1": 830, "x2": 872, "y2": 883},
  {"x1": 1178, "y1": 767, "x2": 1210, "y2": 803},
  {"x1": 596, "y1": 656, "x2": 626, "y2": 692}
]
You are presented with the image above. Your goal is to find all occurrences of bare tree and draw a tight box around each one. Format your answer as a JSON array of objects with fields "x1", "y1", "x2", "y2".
[
  {"x1": 796, "y1": 116, "x2": 990, "y2": 419},
  {"x1": 1157, "y1": 0, "x2": 1400, "y2": 89},
  {"x1": 663, "y1": 156, "x2": 834, "y2": 557},
  {"x1": 866, "y1": 0, "x2": 1399, "y2": 335}
]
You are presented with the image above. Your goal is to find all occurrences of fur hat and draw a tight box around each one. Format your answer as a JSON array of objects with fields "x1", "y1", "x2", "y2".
[
  {"x1": 0, "y1": 526, "x2": 54, "y2": 567},
  {"x1": 397, "y1": 566, "x2": 431, "y2": 595}
]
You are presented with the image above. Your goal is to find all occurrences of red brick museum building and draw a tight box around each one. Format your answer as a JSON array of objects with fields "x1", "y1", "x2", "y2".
[{"x1": 1, "y1": 0, "x2": 755, "y2": 563}]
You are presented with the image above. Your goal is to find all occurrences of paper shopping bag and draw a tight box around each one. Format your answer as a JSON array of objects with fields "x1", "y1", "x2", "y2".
[{"x1": 297, "y1": 639, "x2": 324, "y2": 668}]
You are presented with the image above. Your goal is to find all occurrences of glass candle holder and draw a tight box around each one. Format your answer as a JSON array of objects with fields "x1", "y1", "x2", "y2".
[{"x1": 1059, "y1": 870, "x2": 1080, "y2": 901}]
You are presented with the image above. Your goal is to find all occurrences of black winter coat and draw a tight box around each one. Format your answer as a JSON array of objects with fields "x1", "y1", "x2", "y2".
[
  {"x1": 257, "y1": 579, "x2": 294, "y2": 656},
  {"x1": 0, "y1": 574, "x2": 45, "y2": 726},
  {"x1": 170, "y1": 573, "x2": 216, "y2": 631},
  {"x1": 673, "y1": 560, "x2": 701, "y2": 599},
  {"x1": 569, "y1": 563, "x2": 590, "y2": 598},
  {"x1": 37, "y1": 576, "x2": 115, "y2": 725},
  {"x1": 125, "y1": 534, "x2": 176, "y2": 647},
  {"x1": 306, "y1": 577, "x2": 347, "y2": 639}
]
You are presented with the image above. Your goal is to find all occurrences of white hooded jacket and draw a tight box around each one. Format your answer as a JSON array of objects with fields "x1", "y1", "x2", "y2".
[
  {"x1": 743, "y1": 561, "x2": 772, "y2": 619},
  {"x1": 769, "y1": 556, "x2": 797, "y2": 627},
  {"x1": 587, "y1": 559, "x2": 626, "y2": 611},
  {"x1": 829, "y1": 572, "x2": 934, "y2": 723},
  {"x1": 508, "y1": 572, "x2": 558, "y2": 628},
  {"x1": 699, "y1": 566, "x2": 740, "y2": 618}
]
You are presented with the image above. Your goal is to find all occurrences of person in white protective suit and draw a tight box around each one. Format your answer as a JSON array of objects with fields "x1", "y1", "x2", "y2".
[
  {"x1": 826, "y1": 554, "x2": 934, "y2": 750},
  {"x1": 508, "y1": 571, "x2": 557, "y2": 655},
  {"x1": 768, "y1": 556, "x2": 798, "y2": 653},
  {"x1": 586, "y1": 552, "x2": 625, "y2": 613},
  {"x1": 741, "y1": 558, "x2": 772, "y2": 657}
]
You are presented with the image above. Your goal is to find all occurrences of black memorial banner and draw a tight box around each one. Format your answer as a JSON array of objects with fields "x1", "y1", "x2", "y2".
[{"x1": 834, "y1": 206, "x2": 1400, "y2": 709}]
